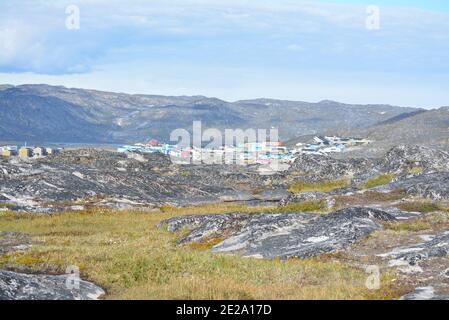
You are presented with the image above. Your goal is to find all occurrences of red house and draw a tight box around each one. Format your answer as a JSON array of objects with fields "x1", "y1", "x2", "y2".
[{"x1": 147, "y1": 139, "x2": 159, "y2": 146}]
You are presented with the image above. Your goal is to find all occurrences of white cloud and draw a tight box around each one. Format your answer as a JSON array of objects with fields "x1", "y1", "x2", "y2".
[
  {"x1": 0, "y1": 0, "x2": 448, "y2": 107},
  {"x1": 1, "y1": 0, "x2": 448, "y2": 74},
  {"x1": 0, "y1": 21, "x2": 36, "y2": 64}
]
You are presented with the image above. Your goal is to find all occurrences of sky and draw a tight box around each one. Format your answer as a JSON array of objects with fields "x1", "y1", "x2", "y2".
[{"x1": 0, "y1": 0, "x2": 448, "y2": 108}]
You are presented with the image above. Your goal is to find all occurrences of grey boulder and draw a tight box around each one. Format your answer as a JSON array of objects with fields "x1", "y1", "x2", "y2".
[{"x1": 0, "y1": 270, "x2": 105, "y2": 300}]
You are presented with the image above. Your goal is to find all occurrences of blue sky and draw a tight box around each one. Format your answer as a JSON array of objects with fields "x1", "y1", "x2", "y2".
[
  {"x1": 0, "y1": 0, "x2": 448, "y2": 108},
  {"x1": 325, "y1": 0, "x2": 449, "y2": 12}
]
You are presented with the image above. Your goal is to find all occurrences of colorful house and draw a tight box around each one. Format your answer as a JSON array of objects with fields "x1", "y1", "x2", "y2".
[
  {"x1": 147, "y1": 139, "x2": 159, "y2": 147},
  {"x1": 1, "y1": 149, "x2": 15, "y2": 157},
  {"x1": 19, "y1": 147, "x2": 32, "y2": 158},
  {"x1": 33, "y1": 147, "x2": 47, "y2": 157}
]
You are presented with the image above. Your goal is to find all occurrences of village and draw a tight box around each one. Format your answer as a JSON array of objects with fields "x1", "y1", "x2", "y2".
[
  {"x1": 117, "y1": 136, "x2": 372, "y2": 165},
  {"x1": 0, "y1": 145, "x2": 63, "y2": 159},
  {"x1": 0, "y1": 136, "x2": 371, "y2": 164}
]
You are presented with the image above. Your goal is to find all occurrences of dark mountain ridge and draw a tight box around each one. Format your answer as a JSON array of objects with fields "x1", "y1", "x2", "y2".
[{"x1": 0, "y1": 84, "x2": 429, "y2": 144}]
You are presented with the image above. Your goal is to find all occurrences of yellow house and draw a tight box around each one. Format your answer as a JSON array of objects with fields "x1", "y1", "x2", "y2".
[
  {"x1": 19, "y1": 147, "x2": 32, "y2": 158},
  {"x1": 2, "y1": 149, "x2": 13, "y2": 157}
]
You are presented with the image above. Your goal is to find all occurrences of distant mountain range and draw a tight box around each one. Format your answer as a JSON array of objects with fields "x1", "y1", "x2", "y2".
[{"x1": 0, "y1": 84, "x2": 447, "y2": 148}]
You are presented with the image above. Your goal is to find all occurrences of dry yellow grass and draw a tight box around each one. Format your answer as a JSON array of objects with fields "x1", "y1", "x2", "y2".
[
  {"x1": 333, "y1": 189, "x2": 407, "y2": 209},
  {"x1": 384, "y1": 210, "x2": 449, "y2": 233},
  {"x1": 159, "y1": 201, "x2": 327, "y2": 215},
  {"x1": 0, "y1": 207, "x2": 404, "y2": 300}
]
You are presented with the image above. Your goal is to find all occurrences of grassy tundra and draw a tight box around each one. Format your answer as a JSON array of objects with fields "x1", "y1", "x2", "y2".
[{"x1": 0, "y1": 203, "x2": 408, "y2": 300}]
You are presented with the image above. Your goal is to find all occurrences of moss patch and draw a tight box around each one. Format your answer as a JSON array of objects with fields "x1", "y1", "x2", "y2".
[
  {"x1": 384, "y1": 220, "x2": 432, "y2": 232},
  {"x1": 0, "y1": 202, "x2": 15, "y2": 208},
  {"x1": 288, "y1": 179, "x2": 350, "y2": 194},
  {"x1": 188, "y1": 237, "x2": 226, "y2": 251},
  {"x1": 159, "y1": 204, "x2": 175, "y2": 213},
  {"x1": 397, "y1": 201, "x2": 442, "y2": 213},
  {"x1": 275, "y1": 200, "x2": 327, "y2": 213},
  {"x1": 363, "y1": 174, "x2": 396, "y2": 189}
]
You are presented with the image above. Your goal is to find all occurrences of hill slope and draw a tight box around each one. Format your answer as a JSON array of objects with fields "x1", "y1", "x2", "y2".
[
  {"x1": 0, "y1": 84, "x2": 419, "y2": 143},
  {"x1": 363, "y1": 107, "x2": 449, "y2": 148}
]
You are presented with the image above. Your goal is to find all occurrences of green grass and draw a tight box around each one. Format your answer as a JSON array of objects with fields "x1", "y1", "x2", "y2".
[
  {"x1": 384, "y1": 220, "x2": 432, "y2": 232},
  {"x1": 397, "y1": 201, "x2": 442, "y2": 213},
  {"x1": 288, "y1": 179, "x2": 350, "y2": 194},
  {"x1": 0, "y1": 202, "x2": 15, "y2": 208},
  {"x1": 363, "y1": 174, "x2": 396, "y2": 189},
  {"x1": 0, "y1": 207, "x2": 407, "y2": 300},
  {"x1": 275, "y1": 200, "x2": 327, "y2": 213}
]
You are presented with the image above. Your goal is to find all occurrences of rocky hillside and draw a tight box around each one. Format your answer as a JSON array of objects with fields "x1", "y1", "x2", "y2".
[
  {"x1": 362, "y1": 107, "x2": 449, "y2": 148},
  {"x1": 0, "y1": 148, "x2": 290, "y2": 212},
  {"x1": 1, "y1": 144, "x2": 449, "y2": 300},
  {"x1": 0, "y1": 84, "x2": 417, "y2": 143},
  {"x1": 1, "y1": 145, "x2": 449, "y2": 213}
]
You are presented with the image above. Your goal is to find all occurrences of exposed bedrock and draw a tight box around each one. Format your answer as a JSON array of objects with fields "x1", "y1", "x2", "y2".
[
  {"x1": 400, "y1": 287, "x2": 449, "y2": 301},
  {"x1": 0, "y1": 270, "x2": 105, "y2": 300},
  {"x1": 161, "y1": 207, "x2": 397, "y2": 259},
  {"x1": 1, "y1": 145, "x2": 449, "y2": 211},
  {"x1": 375, "y1": 172, "x2": 449, "y2": 200},
  {"x1": 380, "y1": 232, "x2": 449, "y2": 272}
]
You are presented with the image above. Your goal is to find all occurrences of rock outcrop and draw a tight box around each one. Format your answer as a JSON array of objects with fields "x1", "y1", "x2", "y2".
[
  {"x1": 287, "y1": 153, "x2": 374, "y2": 183},
  {"x1": 0, "y1": 270, "x2": 105, "y2": 300},
  {"x1": 0, "y1": 149, "x2": 283, "y2": 212},
  {"x1": 279, "y1": 188, "x2": 356, "y2": 208},
  {"x1": 161, "y1": 207, "x2": 397, "y2": 259},
  {"x1": 2, "y1": 145, "x2": 449, "y2": 211},
  {"x1": 401, "y1": 287, "x2": 449, "y2": 300},
  {"x1": 377, "y1": 145, "x2": 449, "y2": 174},
  {"x1": 285, "y1": 145, "x2": 449, "y2": 201},
  {"x1": 376, "y1": 172, "x2": 449, "y2": 200},
  {"x1": 381, "y1": 232, "x2": 449, "y2": 272}
]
